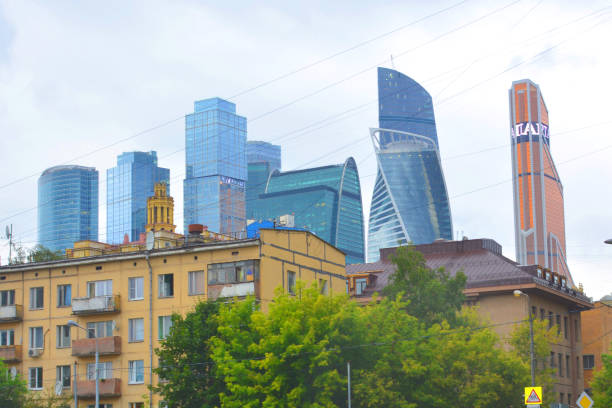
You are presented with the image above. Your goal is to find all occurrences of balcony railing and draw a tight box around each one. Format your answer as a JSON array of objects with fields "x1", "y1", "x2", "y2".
[
  {"x1": 208, "y1": 281, "x2": 255, "y2": 301},
  {"x1": 76, "y1": 378, "x2": 121, "y2": 399},
  {"x1": 0, "y1": 345, "x2": 22, "y2": 362},
  {"x1": 0, "y1": 305, "x2": 22, "y2": 322},
  {"x1": 72, "y1": 336, "x2": 121, "y2": 357},
  {"x1": 72, "y1": 295, "x2": 120, "y2": 315}
]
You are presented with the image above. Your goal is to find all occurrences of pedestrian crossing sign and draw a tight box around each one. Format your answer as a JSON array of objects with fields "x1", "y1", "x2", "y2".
[{"x1": 524, "y1": 387, "x2": 542, "y2": 405}]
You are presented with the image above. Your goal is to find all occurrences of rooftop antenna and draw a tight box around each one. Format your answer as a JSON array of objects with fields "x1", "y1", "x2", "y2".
[
  {"x1": 5, "y1": 225, "x2": 12, "y2": 265},
  {"x1": 390, "y1": 54, "x2": 396, "y2": 69}
]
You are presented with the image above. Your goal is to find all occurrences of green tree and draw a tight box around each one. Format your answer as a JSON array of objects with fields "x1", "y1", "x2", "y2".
[
  {"x1": 592, "y1": 343, "x2": 612, "y2": 407},
  {"x1": 23, "y1": 387, "x2": 71, "y2": 408},
  {"x1": 151, "y1": 300, "x2": 225, "y2": 408},
  {"x1": 0, "y1": 360, "x2": 28, "y2": 408},
  {"x1": 382, "y1": 245, "x2": 467, "y2": 327},
  {"x1": 27, "y1": 245, "x2": 64, "y2": 263},
  {"x1": 212, "y1": 285, "x2": 368, "y2": 408},
  {"x1": 508, "y1": 317, "x2": 558, "y2": 405}
]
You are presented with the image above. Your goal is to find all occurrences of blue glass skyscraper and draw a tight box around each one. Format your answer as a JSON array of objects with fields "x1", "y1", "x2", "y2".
[
  {"x1": 246, "y1": 141, "x2": 281, "y2": 220},
  {"x1": 38, "y1": 165, "x2": 99, "y2": 252},
  {"x1": 106, "y1": 151, "x2": 169, "y2": 243},
  {"x1": 250, "y1": 158, "x2": 365, "y2": 264},
  {"x1": 184, "y1": 98, "x2": 247, "y2": 236},
  {"x1": 367, "y1": 67, "x2": 453, "y2": 261}
]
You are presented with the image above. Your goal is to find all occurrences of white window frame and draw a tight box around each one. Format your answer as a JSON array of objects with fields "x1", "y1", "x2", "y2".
[
  {"x1": 128, "y1": 277, "x2": 144, "y2": 301},
  {"x1": 0, "y1": 328, "x2": 14, "y2": 346},
  {"x1": 29, "y1": 287, "x2": 44, "y2": 310},
  {"x1": 188, "y1": 271, "x2": 205, "y2": 295},
  {"x1": 130, "y1": 403, "x2": 145, "y2": 408},
  {"x1": 29, "y1": 326, "x2": 43, "y2": 349},
  {"x1": 57, "y1": 325, "x2": 71, "y2": 348},
  {"x1": 29, "y1": 367, "x2": 43, "y2": 390},
  {"x1": 158, "y1": 274, "x2": 174, "y2": 298},
  {"x1": 158, "y1": 315, "x2": 172, "y2": 340},
  {"x1": 86, "y1": 320, "x2": 114, "y2": 338},
  {"x1": 128, "y1": 360, "x2": 144, "y2": 384},
  {"x1": 87, "y1": 280, "x2": 113, "y2": 297},
  {"x1": 0, "y1": 289, "x2": 15, "y2": 306},
  {"x1": 87, "y1": 361, "x2": 112, "y2": 380},
  {"x1": 57, "y1": 365, "x2": 71, "y2": 388},
  {"x1": 287, "y1": 271, "x2": 296, "y2": 295},
  {"x1": 129, "y1": 318, "x2": 144, "y2": 342}
]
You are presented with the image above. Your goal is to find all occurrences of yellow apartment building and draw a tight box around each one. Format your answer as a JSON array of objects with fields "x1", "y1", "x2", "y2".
[{"x1": 0, "y1": 228, "x2": 347, "y2": 408}]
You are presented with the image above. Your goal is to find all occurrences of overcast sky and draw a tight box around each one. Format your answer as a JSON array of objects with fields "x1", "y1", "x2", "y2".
[{"x1": 1, "y1": 0, "x2": 611, "y2": 299}]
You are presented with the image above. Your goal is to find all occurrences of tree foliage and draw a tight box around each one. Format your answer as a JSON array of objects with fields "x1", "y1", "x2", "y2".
[
  {"x1": 9, "y1": 244, "x2": 63, "y2": 265},
  {"x1": 0, "y1": 360, "x2": 28, "y2": 408},
  {"x1": 23, "y1": 387, "x2": 71, "y2": 408},
  {"x1": 151, "y1": 301, "x2": 225, "y2": 408},
  {"x1": 592, "y1": 342, "x2": 612, "y2": 407},
  {"x1": 382, "y1": 245, "x2": 467, "y2": 327}
]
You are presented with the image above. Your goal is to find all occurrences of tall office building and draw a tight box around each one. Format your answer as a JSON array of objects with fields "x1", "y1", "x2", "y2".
[
  {"x1": 250, "y1": 158, "x2": 365, "y2": 264},
  {"x1": 184, "y1": 98, "x2": 247, "y2": 236},
  {"x1": 367, "y1": 67, "x2": 452, "y2": 262},
  {"x1": 246, "y1": 141, "x2": 281, "y2": 220},
  {"x1": 38, "y1": 165, "x2": 98, "y2": 252},
  {"x1": 106, "y1": 151, "x2": 169, "y2": 243},
  {"x1": 509, "y1": 79, "x2": 573, "y2": 285}
]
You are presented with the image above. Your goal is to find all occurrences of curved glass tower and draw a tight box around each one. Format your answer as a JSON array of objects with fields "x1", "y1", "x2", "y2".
[
  {"x1": 38, "y1": 165, "x2": 99, "y2": 252},
  {"x1": 367, "y1": 67, "x2": 452, "y2": 261}
]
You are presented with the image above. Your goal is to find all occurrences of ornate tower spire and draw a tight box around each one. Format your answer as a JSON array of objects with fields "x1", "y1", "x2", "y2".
[{"x1": 146, "y1": 182, "x2": 175, "y2": 233}]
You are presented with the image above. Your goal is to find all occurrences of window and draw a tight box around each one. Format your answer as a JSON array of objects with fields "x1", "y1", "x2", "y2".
[
  {"x1": 57, "y1": 284, "x2": 71, "y2": 307},
  {"x1": 87, "y1": 321, "x2": 113, "y2": 338},
  {"x1": 568, "y1": 394, "x2": 572, "y2": 405},
  {"x1": 129, "y1": 318, "x2": 144, "y2": 342},
  {"x1": 57, "y1": 365, "x2": 71, "y2": 388},
  {"x1": 87, "y1": 361, "x2": 112, "y2": 380},
  {"x1": 560, "y1": 393, "x2": 564, "y2": 404},
  {"x1": 88, "y1": 405, "x2": 112, "y2": 408},
  {"x1": 319, "y1": 279, "x2": 328, "y2": 295},
  {"x1": 29, "y1": 367, "x2": 43, "y2": 389},
  {"x1": 158, "y1": 316, "x2": 172, "y2": 340},
  {"x1": 87, "y1": 280, "x2": 112, "y2": 297},
  {"x1": 0, "y1": 289, "x2": 15, "y2": 306},
  {"x1": 531, "y1": 306, "x2": 537, "y2": 317},
  {"x1": 57, "y1": 325, "x2": 71, "y2": 348},
  {"x1": 564, "y1": 316, "x2": 568, "y2": 339},
  {"x1": 583, "y1": 354, "x2": 595, "y2": 370},
  {"x1": 29, "y1": 287, "x2": 44, "y2": 309},
  {"x1": 355, "y1": 278, "x2": 367, "y2": 296},
  {"x1": 548, "y1": 311, "x2": 553, "y2": 329},
  {"x1": 558, "y1": 353, "x2": 563, "y2": 377},
  {"x1": 207, "y1": 260, "x2": 258, "y2": 284},
  {"x1": 188, "y1": 271, "x2": 205, "y2": 295},
  {"x1": 287, "y1": 271, "x2": 296, "y2": 295},
  {"x1": 556, "y1": 314, "x2": 561, "y2": 334},
  {"x1": 128, "y1": 277, "x2": 144, "y2": 301},
  {"x1": 550, "y1": 352, "x2": 555, "y2": 368},
  {"x1": 158, "y1": 274, "x2": 174, "y2": 298},
  {"x1": 540, "y1": 308, "x2": 545, "y2": 321},
  {"x1": 130, "y1": 403, "x2": 145, "y2": 408},
  {"x1": 0, "y1": 329, "x2": 14, "y2": 346},
  {"x1": 29, "y1": 327, "x2": 43, "y2": 349},
  {"x1": 566, "y1": 354, "x2": 570, "y2": 377},
  {"x1": 128, "y1": 360, "x2": 144, "y2": 384}
]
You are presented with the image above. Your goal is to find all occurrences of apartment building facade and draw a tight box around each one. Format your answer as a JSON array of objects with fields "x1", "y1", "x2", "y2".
[{"x1": 0, "y1": 228, "x2": 347, "y2": 408}]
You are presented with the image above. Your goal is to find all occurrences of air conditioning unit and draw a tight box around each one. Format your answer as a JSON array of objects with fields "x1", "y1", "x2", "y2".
[{"x1": 28, "y1": 349, "x2": 42, "y2": 358}]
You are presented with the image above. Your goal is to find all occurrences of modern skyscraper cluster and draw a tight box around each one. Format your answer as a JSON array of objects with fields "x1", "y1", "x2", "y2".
[
  {"x1": 367, "y1": 67, "x2": 453, "y2": 261},
  {"x1": 34, "y1": 68, "x2": 576, "y2": 279},
  {"x1": 509, "y1": 79, "x2": 573, "y2": 285}
]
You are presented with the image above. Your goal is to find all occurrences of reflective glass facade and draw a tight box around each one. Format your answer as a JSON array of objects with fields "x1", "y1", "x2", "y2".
[
  {"x1": 509, "y1": 79, "x2": 573, "y2": 284},
  {"x1": 367, "y1": 67, "x2": 453, "y2": 261},
  {"x1": 246, "y1": 141, "x2": 281, "y2": 220},
  {"x1": 106, "y1": 151, "x2": 169, "y2": 243},
  {"x1": 250, "y1": 158, "x2": 365, "y2": 264},
  {"x1": 38, "y1": 165, "x2": 98, "y2": 252},
  {"x1": 184, "y1": 98, "x2": 247, "y2": 235}
]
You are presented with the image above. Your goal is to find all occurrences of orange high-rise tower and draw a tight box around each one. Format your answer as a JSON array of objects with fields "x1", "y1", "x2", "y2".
[{"x1": 509, "y1": 79, "x2": 573, "y2": 285}]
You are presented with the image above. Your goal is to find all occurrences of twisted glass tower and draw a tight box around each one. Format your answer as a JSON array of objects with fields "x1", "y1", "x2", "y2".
[{"x1": 367, "y1": 67, "x2": 452, "y2": 261}]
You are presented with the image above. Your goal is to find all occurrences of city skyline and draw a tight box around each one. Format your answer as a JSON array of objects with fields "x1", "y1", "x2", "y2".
[{"x1": 0, "y1": 1, "x2": 611, "y2": 298}]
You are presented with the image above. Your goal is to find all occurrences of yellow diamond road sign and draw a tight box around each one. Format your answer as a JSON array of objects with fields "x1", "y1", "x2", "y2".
[
  {"x1": 576, "y1": 391, "x2": 594, "y2": 408},
  {"x1": 524, "y1": 387, "x2": 542, "y2": 405}
]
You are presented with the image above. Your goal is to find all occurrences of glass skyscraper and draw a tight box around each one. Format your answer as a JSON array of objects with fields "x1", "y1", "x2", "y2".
[
  {"x1": 106, "y1": 151, "x2": 169, "y2": 244},
  {"x1": 38, "y1": 165, "x2": 99, "y2": 252},
  {"x1": 184, "y1": 98, "x2": 247, "y2": 236},
  {"x1": 509, "y1": 79, "x2": 573, "y2": 285},
  {"x1": 250, "y1": 158, "x2": 365, "y2": 264},
  {"x1": 367, "y1": 67, "x2": 453, "y2": 262},
  {"x1": 246, "y1": 141, "x2": 281, "y2": 220}
]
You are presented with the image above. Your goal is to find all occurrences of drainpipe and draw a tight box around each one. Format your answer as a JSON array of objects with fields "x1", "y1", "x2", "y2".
[{"x1": 145, "y1": 252, "x2": 154, "y2": 407}]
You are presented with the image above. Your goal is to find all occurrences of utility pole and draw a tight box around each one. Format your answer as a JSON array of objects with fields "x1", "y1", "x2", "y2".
[{"x1": 347, "y1": 361, "x2": 351, "y2": 408}]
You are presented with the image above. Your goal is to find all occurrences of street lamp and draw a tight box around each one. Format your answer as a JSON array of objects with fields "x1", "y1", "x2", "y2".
[
  {"x1": 67, "y1": 320, "x2": 99, "y2": 408},
  {"x1": 514, "y1": 290, "x2": 536, "y2": 387},
  {"x1": 604, "y1": 239, "x2": 612, "y2": 244}
]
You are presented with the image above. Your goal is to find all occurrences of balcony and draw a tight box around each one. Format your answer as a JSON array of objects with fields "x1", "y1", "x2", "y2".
[
  {"x1": 0, "y1": 345, "x2": 22, "y2": 362},
  {"x1": 76, "y1": 378, "x2": 121, "y2": 399},
  {"x1": 72, "y1": 336, "x2": 121, "y2": 357},
  {"x1": 0, "y1": 305, "x2": 22, "y2": 322},
  {"x1": 208, "y1": 282, "x2": 255, "y2": 301},
  {"x1": 72, "y1": 295, "x2": 120, "y2": 315}
]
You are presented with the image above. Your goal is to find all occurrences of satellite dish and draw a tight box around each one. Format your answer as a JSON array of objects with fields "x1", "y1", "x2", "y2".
[
  {"x1": 145, "y1": 231, "x2": 155, "y2": 251},
  {"x1": 9, "y1": 367, "x2": 17, "y2": 378},
  {"x1": 54, "y1": 381, "x2": 63, "y2": 396}
]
